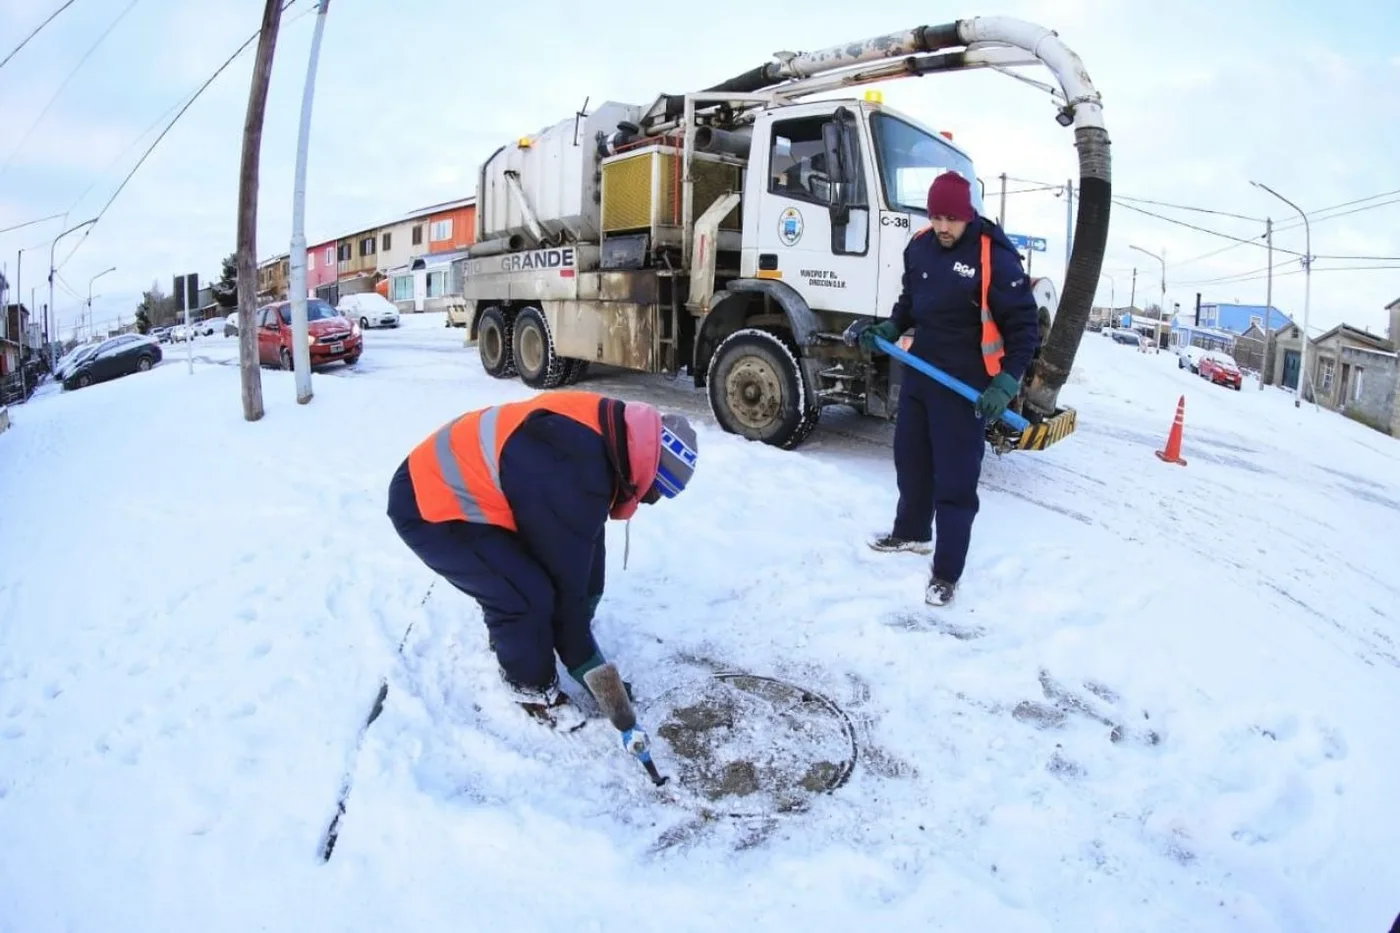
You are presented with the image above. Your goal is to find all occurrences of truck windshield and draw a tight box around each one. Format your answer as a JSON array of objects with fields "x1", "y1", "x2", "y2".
[{"x1": 869, "y1": 111, "x2": 983, "y2": 217}]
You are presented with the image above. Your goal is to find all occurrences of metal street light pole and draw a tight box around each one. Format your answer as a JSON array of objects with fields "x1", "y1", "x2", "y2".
[
  {"x1": 1130, "y1": 244, "x2": 1165, "y2": 352},
  {"x1": 87, "y1": 266, "x2": 115, "y2": 341},
  {"x1": 48, "y1": 218, "x2": 97, "y2": 369},
  {"x1": 1251, "y1": 181, "x2": 1310, "y2": 408},
  {"x1": 288, "y1": 0, "x2": 331, "y2": 404},
  {"x1": 1101, "y1": 272, "x2": 1115, "y2": 319}
]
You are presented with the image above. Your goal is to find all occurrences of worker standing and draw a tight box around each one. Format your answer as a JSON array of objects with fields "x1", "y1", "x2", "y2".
[
  {"x1": 386, "y1": 390, "x2": 698, "y2": 729},
  {"x1": 843, "y1": 172, "x2": 1040, "y2": 606}
]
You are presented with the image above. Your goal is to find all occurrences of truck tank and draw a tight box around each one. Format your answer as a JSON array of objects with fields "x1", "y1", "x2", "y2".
[{"x1": 475, "y1": 100, "x2": 644, "y2": 249}]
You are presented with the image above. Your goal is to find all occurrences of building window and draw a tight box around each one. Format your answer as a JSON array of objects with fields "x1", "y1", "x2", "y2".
[
  {"x1": 391, "y1": 275, "x2": 413, "y2": 302},
  {"x1": 324, "y1": 247, "x2": 334, "y2": 265},
  {"x1": 411, "y1": 225, "x2": 423, "y2": 246},
  {"x1": 1353, "y1": 367, "x2": 1365, "y2": 402},
  {"x1": 1318, "y1": 356, "x2": 1335, "y2": 393},
  {"x1": 430, "y1": 219, "x2": 453, "y2": 242},
  {"x1": 337, "y1": 243, "x2": 352, "y2": 262},
  {"x1": 360, "y1": 237, "x2": 375, "y2": 257},
  {"x1": 308, "y1": 251, "x2": 314, "y2": 270},
  {"x1": 381, "y1": 231, "x2": 392, "y2": 252},
  {"x1": 426, "y1": 271, "x2": 448, "y2": 297}
]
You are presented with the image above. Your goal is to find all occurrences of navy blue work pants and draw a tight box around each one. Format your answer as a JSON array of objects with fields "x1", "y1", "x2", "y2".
[
  {"x1": 891, "y1": 376, "x2": 986, "y2": 583},
  {"x1": 385, "y1": 459, "x2": 597, "y2": 690}
]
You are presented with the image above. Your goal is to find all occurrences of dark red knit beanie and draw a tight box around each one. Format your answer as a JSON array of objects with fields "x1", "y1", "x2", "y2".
[{"x1": 926, "y1": 172, "x2": 974, "y2": 222}]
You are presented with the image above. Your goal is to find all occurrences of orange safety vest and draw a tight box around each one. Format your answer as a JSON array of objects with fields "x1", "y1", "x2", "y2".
[
  {"x1": 912, "y1": 227, "x2": 1006, "y2": 377},
  {"x1": 407, "y1": 391, "x2": 605, "y2": 530}
]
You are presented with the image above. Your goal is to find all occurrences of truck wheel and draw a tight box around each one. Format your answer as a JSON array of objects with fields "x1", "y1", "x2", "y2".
[
  {"x1": 560, "y1": 358, "x2": 590, "y2": 385},
  {"x1": 477, "y1": 306, "x2": 517, "y2": 379},
  {"x1": 511, "y1": 305, "x2": 566, "y2": 389},
  {"x1": 706, "y1": 327, "x2": 820, "y2": 449}
]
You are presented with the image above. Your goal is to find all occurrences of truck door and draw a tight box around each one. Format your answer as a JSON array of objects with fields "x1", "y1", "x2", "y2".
[{"x1": 753, "y1": 111, "x2": 874, "y2": 316}]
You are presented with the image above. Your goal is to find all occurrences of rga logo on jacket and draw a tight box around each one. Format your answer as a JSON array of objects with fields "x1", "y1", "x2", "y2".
[{"x1": 952, "y1": 261, "x2": 977, "y2": 279}]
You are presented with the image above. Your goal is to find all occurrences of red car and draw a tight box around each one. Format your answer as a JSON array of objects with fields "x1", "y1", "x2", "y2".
[
  {"x1": 1199, "y1": 352, "x2": 1242, "y2": 390},
  {"x1": 256, "y1": 298, "x2": 362, "y2": 369}
]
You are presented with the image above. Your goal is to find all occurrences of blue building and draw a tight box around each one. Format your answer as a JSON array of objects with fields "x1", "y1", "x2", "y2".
[{"x1": 1195, "y1": 303, "x2": 1293, "y2": 335}]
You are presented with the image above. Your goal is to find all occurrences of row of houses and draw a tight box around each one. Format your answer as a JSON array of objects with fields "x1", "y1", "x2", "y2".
[
  {"x1": 1105, "y1": 298, "x2": 1400, "y2": 436},
  {"x1": 255, "y1": 196, "x2": 477, "y2": 314}
]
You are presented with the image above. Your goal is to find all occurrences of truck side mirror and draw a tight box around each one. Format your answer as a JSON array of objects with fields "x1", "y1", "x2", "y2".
[{"x1": 821, "y1": 119, "x2": 853, "y2": 225}]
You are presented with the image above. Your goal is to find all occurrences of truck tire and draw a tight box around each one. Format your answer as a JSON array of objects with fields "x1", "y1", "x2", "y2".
[
  {"x1": 706, "y1": 327, "x2": 820, "y2": 450},
  {"x1": 511, "y1": 305, "x2": 566, "y2": 389},
  {"x1": 560, "y1": 358, "x2": 590, "y2": 385},
  {"x1": 477, "y1": 306, "x2": 517, "y2": 379}
]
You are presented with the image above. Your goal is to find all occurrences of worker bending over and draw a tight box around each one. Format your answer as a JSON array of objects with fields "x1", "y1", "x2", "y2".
[{"x1": 387, "y1": 390, "x2": 698, "y2": 728}]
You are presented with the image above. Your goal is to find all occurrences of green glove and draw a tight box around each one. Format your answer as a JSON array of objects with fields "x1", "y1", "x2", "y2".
[
  {"x1": 567, "y1": 650, "x2": 635, "y2": 700},
  {"x1": 975, "y1": 372, "x2": 1021, "y2": 421},
  {"x1": 859, "y1": 319, "x2": 902, "y2": 352}
]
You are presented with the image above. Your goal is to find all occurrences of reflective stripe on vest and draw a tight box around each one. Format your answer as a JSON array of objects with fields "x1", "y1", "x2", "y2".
[
  {"x1": 979, "y1": 233, "x2": 1006, "y2": 377},
  {"x1": 407, "y1": 391, "x2": 605, "y2": 529}
]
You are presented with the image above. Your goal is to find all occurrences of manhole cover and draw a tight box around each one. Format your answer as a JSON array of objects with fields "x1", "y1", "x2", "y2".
[{"x1": 647, "y1": 672, "x2": 858, "y2": 818}]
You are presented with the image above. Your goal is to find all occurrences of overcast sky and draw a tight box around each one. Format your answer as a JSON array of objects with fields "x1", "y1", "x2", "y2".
[{"x1": 1, "y1": 0, "x2": 1397, "y2": 340}]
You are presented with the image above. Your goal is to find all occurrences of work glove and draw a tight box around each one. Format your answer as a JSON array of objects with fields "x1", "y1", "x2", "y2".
[
  {"x1": 842, "y1": 318, "x2": 901, "y2": 352},
  {"x1": 567, "y1": 650, "x2": 635, "y2": 701},
  {"x1": 975, "y1": 372, "x2": 1021, "y2": 422}
]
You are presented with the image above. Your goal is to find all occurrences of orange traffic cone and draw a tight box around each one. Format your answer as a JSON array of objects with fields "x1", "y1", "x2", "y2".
[{"x1": 1155, "y1": 395, "x2": 1188, "y2": 466}]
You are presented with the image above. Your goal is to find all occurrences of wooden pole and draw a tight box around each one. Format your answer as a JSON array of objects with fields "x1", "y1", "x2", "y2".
[{"x1": 237, "y1": 0, "x2": 284, "y2": 421}]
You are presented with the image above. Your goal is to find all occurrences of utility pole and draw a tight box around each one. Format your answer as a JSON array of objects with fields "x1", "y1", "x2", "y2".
[
  {"x1": 1130, "y1": 267, "x2": 1136, "y2": 309},
  {"x1": 1260, "y1": 216, "x2": 1272, "y2": 391},
  {"x1": 237, "y1": 0, "x2": 285, "y2": 422},
  {"x1": 87, "y1": 266, "x2": 114, "y2": 344},
  {"x1": 1130, "y1": 245, "x2": 1166, "y2": 352},
  {"x1": 998, "y1": 172, "x2": 1007, "y2": 227},
  {"x1": 289, "y1": 0, "x2": 331, "y2": 404},
  {"x1": 1251, "y1": 182, "x2": 1310, "y2": 408},
  {"x1": 49, "y1": 218, "x2": 97, "y2": 370}
]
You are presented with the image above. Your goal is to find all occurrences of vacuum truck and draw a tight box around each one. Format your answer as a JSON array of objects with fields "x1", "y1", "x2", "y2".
[{"x1": 459, "y1": 16, "x2": 1110, "y2": 452}]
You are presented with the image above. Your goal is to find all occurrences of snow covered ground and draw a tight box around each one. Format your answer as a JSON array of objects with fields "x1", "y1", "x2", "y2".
[{"x1": 1, "y1": 313, "x2": 1397, "y2": 932}]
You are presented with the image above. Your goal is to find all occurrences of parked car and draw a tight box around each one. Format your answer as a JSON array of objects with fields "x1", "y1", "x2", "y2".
[
  {"x1": 224, "y1": 311, "x2": 239, "y2": 337},
  {"x1": 62, "y1": 334, "x2": 162, "y2": 390},
  {"x1": 1198, "y1": 351, "x2": 1243, "y2": 390},
  {"x1": 256, "y1": 298, "x2": 361, "y2": 369},
  {"x1": 1177, "y1": 345, "x2": 1210, "y2": 373},
  {"x1": 337, "y1": 292, "x2": 399, "y2": 329},
  {"x1": 1109, "y1": 328, "x2": 1141, "y2": 345},
  {"x1": 54, "y1": 342, "x2": 103, "y2": 380},
  {"x1": 193, "y1": 318, "x2": 218, "y2": 337}
]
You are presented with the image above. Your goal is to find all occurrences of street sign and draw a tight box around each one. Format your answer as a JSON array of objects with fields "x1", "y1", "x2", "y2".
[{"x1": 1007, "y1": 233, "x2": 1048, "y2": 252}]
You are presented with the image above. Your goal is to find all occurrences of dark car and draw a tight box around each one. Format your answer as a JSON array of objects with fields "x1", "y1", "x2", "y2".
[{"x1": 63, "y1": 334, "x2": 163, "y2": 390}]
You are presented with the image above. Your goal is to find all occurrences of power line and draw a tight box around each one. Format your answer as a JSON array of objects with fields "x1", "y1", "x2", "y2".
[
  {"x1": 56, "y1": 0, "x2": 304, "y2": 271},
  {"x1": 0, "y1": 0, "x2": 141, "y2": 181},
  {"x1": 1186, "y1": 262, "x2": 1400, "y2": 288},
  {"x1": 0, "y1": 212, "x2": 67, "y2": 236},
  {"x1": 0, "y1": 0, "x2": 78, "y2": 73},
  {"x1": 1113, "y1": 194, "x2": 1265, "y2": 224}
]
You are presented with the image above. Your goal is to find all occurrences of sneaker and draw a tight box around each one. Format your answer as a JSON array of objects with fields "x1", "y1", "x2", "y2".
[
  {"x1": 869, "y1": 533, "x2": 932, "y2": 555},
  {"x1": 925, "y1": 576, "x2": 956, "y2": 606}
]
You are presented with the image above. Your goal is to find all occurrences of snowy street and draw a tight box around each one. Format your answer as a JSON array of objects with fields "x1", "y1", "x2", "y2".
[{"x1": 1, "y1": 311, "x2": 1398, "y2": 932}]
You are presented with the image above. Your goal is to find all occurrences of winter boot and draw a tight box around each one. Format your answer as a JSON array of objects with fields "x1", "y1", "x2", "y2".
[
  {"x1": 925, "y1": 575, "x2": 957, "y2": 607},
  {"x1": 869, "y1": 532, "x2": 932, "y2": 555},
  {"x1": 503, "y1": 676, "x2": 588, "y2": 733}
]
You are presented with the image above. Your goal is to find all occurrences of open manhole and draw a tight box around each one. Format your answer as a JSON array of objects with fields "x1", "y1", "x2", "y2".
[{"x1": 646, "y1": 672, "x2": 858, "y2": 818}]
